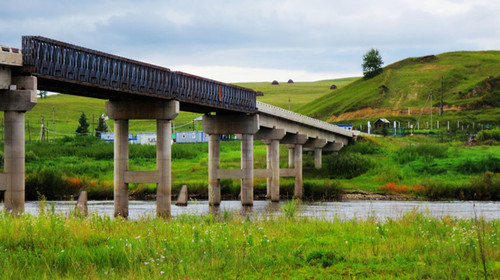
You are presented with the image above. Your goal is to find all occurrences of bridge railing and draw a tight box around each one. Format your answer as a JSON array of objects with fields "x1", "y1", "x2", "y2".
[
  {"x1": 256, "y1": 101, "x2": 353, "y2": 137},
  {"x1": 22, "y1": 36, "x2": 257, "y2": 113}
]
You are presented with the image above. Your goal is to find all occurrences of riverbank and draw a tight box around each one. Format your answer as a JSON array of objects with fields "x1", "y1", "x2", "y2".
[
  {"x1": 1, "y1": 133, "x2": 498, "y2": 202},
  {"x1": 0, "y1": 207, "x2": 497, "y2": 279}
]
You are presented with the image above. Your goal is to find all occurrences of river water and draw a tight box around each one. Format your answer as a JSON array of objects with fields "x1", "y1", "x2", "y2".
[{"x1": 4, "y1": 200, "x2": 499, "y2": 221}]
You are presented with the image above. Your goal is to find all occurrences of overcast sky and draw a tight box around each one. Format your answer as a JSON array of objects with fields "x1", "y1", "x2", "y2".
[{"x1": 1, "y1": 0, "x2": 499, "y2": 82}]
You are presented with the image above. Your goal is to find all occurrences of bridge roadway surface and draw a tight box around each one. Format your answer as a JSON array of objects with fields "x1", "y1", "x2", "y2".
[{"x1": 0, "y1": 36, "x2": 355, "y2": 217}]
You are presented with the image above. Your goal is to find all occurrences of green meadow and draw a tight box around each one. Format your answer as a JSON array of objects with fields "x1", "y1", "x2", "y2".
[
  {"x1": 0, "y1": 128, "x2": 497, "y2": 201},
  {"x1": 0, "y1": 207, "x2": 497, "y2": 279}
]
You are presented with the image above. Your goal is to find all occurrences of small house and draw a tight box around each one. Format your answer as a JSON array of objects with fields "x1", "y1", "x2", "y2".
[{"x1": 374, "y1": 118, "x2": 390, "y2": 129}]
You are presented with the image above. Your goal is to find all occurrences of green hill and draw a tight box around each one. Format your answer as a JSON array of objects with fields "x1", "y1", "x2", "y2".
[
  {"x1": 296, "y1": 51, "x2": 500, "y2": 125},
  {"x1": 237, "y1": 78, "x2": 357, "y2": 111}
]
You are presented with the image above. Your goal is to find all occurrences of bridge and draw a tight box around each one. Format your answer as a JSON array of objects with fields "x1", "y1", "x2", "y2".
[{"x1": 0, "y1": 36, "x2": 354, "y2": 217}]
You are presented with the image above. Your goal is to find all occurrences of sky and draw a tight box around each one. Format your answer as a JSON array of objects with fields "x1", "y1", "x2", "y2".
[{"x1": 1, "y1": 0, "x2": 500, "y2": 83}]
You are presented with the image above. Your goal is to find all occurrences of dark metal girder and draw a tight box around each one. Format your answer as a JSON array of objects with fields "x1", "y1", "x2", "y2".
[{"x1": 21, "y1": 36, "x2": 257, "y2": 114}]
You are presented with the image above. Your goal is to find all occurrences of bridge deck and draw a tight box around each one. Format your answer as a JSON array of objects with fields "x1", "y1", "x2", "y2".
[{"x1": 21, "y1": 36, "x2": 256, "y2": 114}]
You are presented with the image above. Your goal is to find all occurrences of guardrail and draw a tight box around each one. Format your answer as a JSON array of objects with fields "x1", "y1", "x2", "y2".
[
  {"x1": 22, "y1": 36, "x2": 256, "y2": 113},
  {"x1": 256, "y1": 101, "x2": 353, "y2": 137}
]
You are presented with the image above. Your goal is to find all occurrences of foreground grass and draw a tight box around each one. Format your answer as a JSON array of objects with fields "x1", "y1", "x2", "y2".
[{"x1": 0, "y1": 209, "x2": 498, "y2": 279}]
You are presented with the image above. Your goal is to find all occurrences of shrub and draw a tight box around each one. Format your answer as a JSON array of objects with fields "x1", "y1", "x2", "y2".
[
  {"x1": 456, "y1": 155, "x2": 500, "y2": 173},
  {"x1": 325, "y1": 153, "x2": 373, "y2": 179},
  {"x1": 342, "y1": 141, "x2": 381, "y2": 155},
  {"x1": 306, "y1": 249, "x2": 345, "y2": 268},
  {"x1": 423, "y1": 172, "x2": 500, "y2": 200},
  {"x1": 25, "y1": 167, "x2": 80, "y2": 200},
  {"x1": 394, "y1": 143, "x2": 448, "y2": 163},
  {"x1": 476, "y1": 128, "x2": 500, "y2": 141},
  {"x1": 303, "y1": 180, "x2": 343, "y2": 200},
  {"x1": 378, "y1": 182, "x2": 425, "y2": 195}
]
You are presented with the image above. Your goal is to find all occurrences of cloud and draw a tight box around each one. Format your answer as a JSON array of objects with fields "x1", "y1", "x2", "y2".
[{"x1": 1, "y1": 0, "x2": 499, "y2": 82}]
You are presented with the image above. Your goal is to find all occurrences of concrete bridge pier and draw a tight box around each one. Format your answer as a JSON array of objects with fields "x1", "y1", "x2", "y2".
[
  {"x1": 255, "y1": 128, "x2": 285, "y2": 202},
  {"x1": 0, "y1": 76, "x2": 37, "y2": 214},
  {"x1": 106, "y1": 100, "x2": 179, "y2": 218},
  {"x1": 113, "y1": 119, "x2": 129, "y2": 217},
  {"x1": 203, "y1": 114, "x2": 259, "y2": 206},
  {"x1": 294, "y1": 144, "x2": 303, "y2": 198},
  {"x1": 254, "y1": 127, "x2": 286, "y2": 202},
  {"x1": 208, "y1": 133, "x2": 221, "y2": 206},
  {"x1": 281, "y1": 133, "x2": 308, "y2": 199},
  {"x1": 287, "y1": 146, "x2": 295, "y2": 168},
  {"x1": 304, "y1": 138, "x2": 327, "y2": 169},
  {"x1": 240, "y1": 134, "x2": 254, "y2": 206}
]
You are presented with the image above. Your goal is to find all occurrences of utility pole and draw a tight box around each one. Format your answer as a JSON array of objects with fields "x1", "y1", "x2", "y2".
[
  {"x1": 430, "y1": 89, "x2": 433, "y2": 130},
  {"x1": 52, "y1": 107, "x2": 55, "y2": 141},
  {"x1": 440, "y1": 76, "x2": 444, "y2": 116},
  {"x1": 40, "y1": 115, "x2": 44, "y2": 141}
]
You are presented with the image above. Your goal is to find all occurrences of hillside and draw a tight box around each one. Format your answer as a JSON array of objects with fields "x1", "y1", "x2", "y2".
[
  {"x1": 237, "y1": 78, "x2": 357, "y2": 111},
  {"x1": 296, "y1": 51, "x2": 500, "y2": 125}
]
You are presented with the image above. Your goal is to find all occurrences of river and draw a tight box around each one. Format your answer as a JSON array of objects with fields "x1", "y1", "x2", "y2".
[{"x1": 4, "y1": 200, "x2": 499, "y2": 221}]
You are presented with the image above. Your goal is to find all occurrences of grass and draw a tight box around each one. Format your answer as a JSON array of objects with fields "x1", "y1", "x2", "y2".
[
  {"x1": 1, "y1": 130, "x2": 499, "y2": 201},
  {"x1": 0, "y1": 210, "x2": 497, "y2": 279},
  {"x1": 237, "y1": 78, "x2": 357, "y2": 111},
  {"x1": 0, "y1": 94, "x2": 203, "y2": 141},
  {"x1": 297, "y1": 51, "x2": 500, "y2": 125}
]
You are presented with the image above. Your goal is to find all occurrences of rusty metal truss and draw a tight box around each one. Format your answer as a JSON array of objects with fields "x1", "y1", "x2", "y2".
[{"x1": 22, "y1": 36, "x2": 256, "y2": 113}]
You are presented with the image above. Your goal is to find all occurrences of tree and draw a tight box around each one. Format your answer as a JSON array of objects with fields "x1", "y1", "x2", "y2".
[
  {"x1": 75, "y1": 112, "x2": 90, "y2": 136},
  {"x1": 362, "y1": 48, "x2": 383, "y2": 79},
  {"x1": 95, "y1": 114, "x2": 108, "y2": 138}
]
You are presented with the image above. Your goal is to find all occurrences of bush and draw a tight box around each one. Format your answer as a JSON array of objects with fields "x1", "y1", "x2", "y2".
[
  {"x1": 25, "y1": 167, "x2": 80, "y2": 200},
  {"x1": 477, "y1": 129, "x2": 500, "y2": 141},
  {"x1": 342, "y1": 141, "x2": 381, "y2": 155},
  {"x1": 325, "y1": 153, "x2": 373, "y2": 179},
  {"x1": 423, "y1": 172, "x2": 500, "y2": 200},
  {"x1": 394, "y1": 144, "x2": 448, "y2": 164},
  {"x1": 456, "y1": 155, "x2": 500, "y2": 173},
  {"x1": 303, "y1": 180, "x2": 343, "y2": 200}
]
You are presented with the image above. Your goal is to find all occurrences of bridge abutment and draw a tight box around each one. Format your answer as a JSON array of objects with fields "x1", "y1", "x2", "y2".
[{"x1": 106, "y1": 100, "x2": 179, "y2": 218}]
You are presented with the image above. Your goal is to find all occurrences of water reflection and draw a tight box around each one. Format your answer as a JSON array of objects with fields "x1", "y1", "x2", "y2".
[{"x1": 1, "y1": 200, "x2": 498, "y2": 221}]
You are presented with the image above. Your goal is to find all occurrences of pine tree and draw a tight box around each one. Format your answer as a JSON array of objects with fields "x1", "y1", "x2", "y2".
[
  {"x1": 95, "y1": 114, "x2": 108, "y2": 138},
  {"x1": 75, "y1": 112, "x2": 90, "y2": 136}
]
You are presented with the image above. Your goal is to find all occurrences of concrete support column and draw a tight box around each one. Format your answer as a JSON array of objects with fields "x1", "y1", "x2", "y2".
[
  {"x1": 241, "y1": 134, "x2": 254, "y2": 206},
  {"x1": 208, "y1": 134, "x2": 221, "y2": 206},
  {"x1": 288, "y1": 146, "x2": 295, "y2": 168},
  {"x1": 265, "y1": 142, "x2": 271, "y2": 198},
  {"x1": 270, "y1": 139, "x2": 280, "y2": 202},
  {"x1": 294, "y1": 144, "x2": 303, "y2": 199},
  {"x1": 314, "y1": 148, "x2": 322, "y2": 169},
  {"x1": 114, "y1": 119, "x2": 129, "y2": 218},
  {"x1": 3, "y1": 111, "x2": 25, "y2": 213},
  {"x1": 156, "y1": 120, "x2": 171, "y2": 218}
]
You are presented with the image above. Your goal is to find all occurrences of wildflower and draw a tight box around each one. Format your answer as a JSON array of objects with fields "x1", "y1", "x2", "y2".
[
  {"x1": 144, "y1": 262, "x2": 149, "y2": 265},
  {"x1": 160, "y1": 271, "x2": 164, "y2": 274}
]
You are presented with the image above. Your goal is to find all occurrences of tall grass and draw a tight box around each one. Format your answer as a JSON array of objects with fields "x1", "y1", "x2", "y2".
[
  {"x1": 324, "y1": 152, "x2": 373, "y2": 179},
  {"x1": 0, "y1": 211, "x2": 497, "y2": 279}
]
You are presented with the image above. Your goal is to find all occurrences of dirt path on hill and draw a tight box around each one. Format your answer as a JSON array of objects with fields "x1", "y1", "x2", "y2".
[{"x1": 327, "y1": 105, "x2": 462, "y2": 122}]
